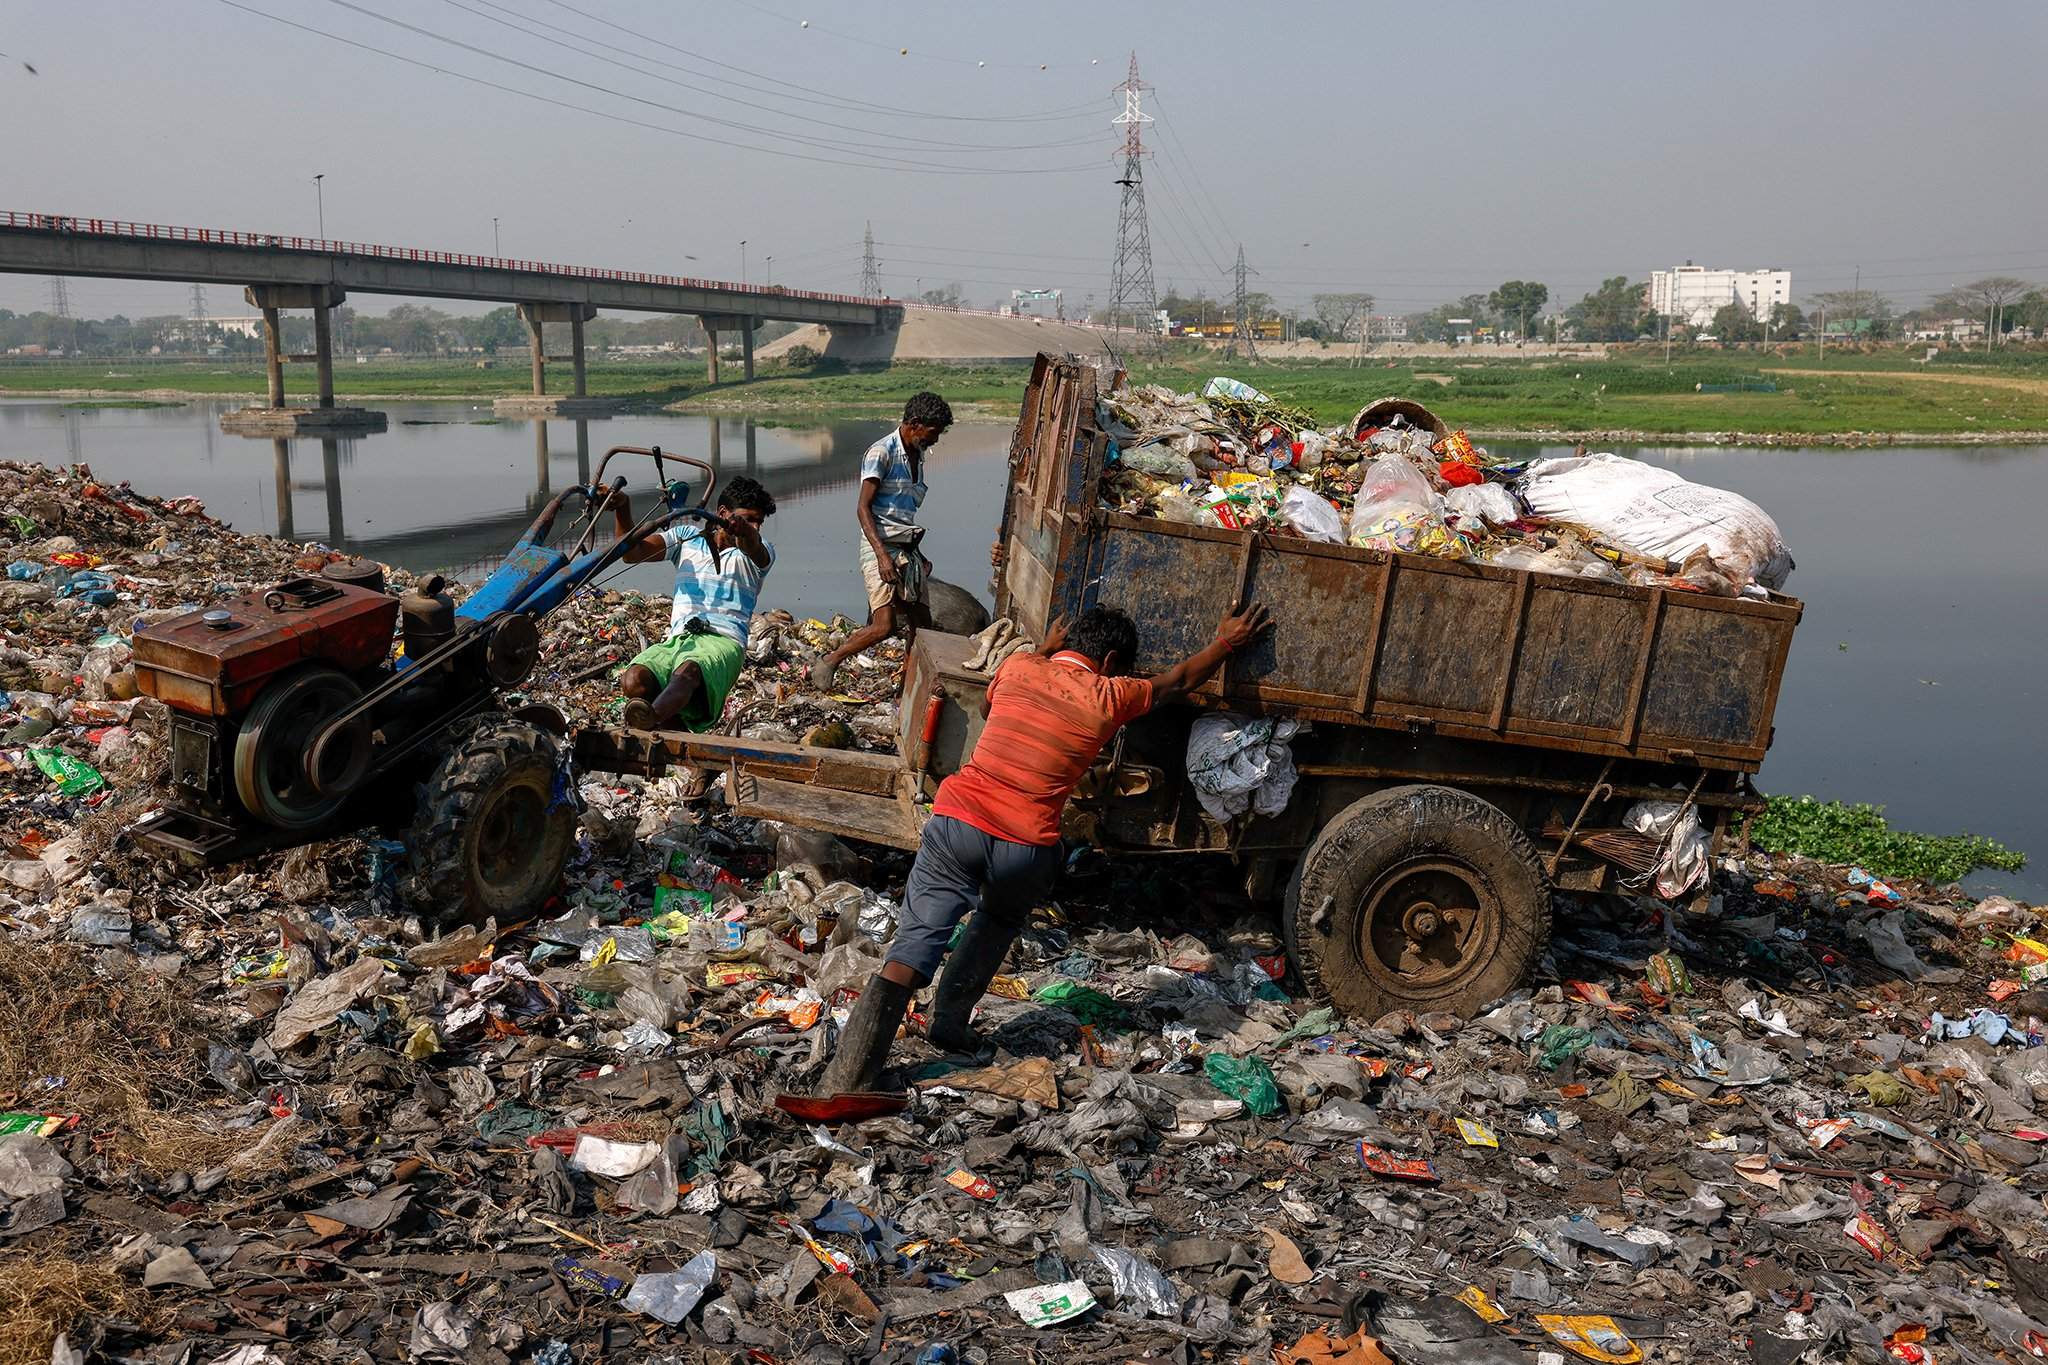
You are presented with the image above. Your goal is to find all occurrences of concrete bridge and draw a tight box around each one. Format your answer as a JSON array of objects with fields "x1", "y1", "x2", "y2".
[{"x1": 0, "y1": 210, "x2": 901, "y2": 427}]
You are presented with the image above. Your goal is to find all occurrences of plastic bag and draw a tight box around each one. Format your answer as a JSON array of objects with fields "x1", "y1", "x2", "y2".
[
  {"x1": 1443, "y1": 482, "x2": 1522, "y2": 532},
  {"x1": 1117, "y1": 447, "x2": 1199, "y2": 482},
  {"x1": 1202, "y1": 376, "x2": 1270, "y2": 403},
  {"x1": 1622, "y1": 800, "x2": 1709, "y2": 899},
  {"x1": 1515, "y1": 453, "x2": 1793, "y2": 589},
  {"x1": 1348, "y1": 456, "x2": 1466, "y2": 558},
  {"x1": 1203, "y1": 1052, "x2": 1282, "y2": 1116},
  {"x1": 29, "y1": 748, "x2": 105, "y2": 797},
  {"x1": 1280, "y1": 486, "x2": 1345, "y2": 544},
  {"x1": 1186, "y1": 713, "x2": 1302, "y2": 822},
  {"x1": 622, "y1": 1250, "x2": 716, "y2": 1324},
  {"x1": 1090, "y1": 1245, "x2": 1180, "y2": 1317},
  {"x1": 1480, "y1": 539, "x2": 1624, "y2": 583}
]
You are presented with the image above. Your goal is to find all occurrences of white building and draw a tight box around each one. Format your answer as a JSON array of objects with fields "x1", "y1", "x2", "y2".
[{"x1": 1649, "y1": 264, "x2": 1791, "y2": 328}]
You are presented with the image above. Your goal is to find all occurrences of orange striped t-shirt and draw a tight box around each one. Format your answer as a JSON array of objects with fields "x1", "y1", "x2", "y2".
[{"x1": 931, "y1": 650, "x2": 1155, "y2": 847}]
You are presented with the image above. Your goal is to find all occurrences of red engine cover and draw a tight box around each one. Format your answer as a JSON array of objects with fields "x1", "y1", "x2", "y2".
[{"x1": 134, "y1": 576, "x2": 400, "y2": 717}]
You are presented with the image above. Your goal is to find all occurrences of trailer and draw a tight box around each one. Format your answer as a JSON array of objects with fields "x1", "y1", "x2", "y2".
[{"x1": 580, "y1": 355, "x2": 1803, "y2": 1019}]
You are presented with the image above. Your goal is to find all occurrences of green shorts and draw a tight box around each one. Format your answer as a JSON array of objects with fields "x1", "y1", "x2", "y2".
[{"x1": 627, "y1": 631, "x2": 745, "y2": 732}]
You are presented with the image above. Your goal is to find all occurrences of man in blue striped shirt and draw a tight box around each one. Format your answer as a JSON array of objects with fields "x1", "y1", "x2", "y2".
[
  {"x1": 810, "y1": 391, "x2": 953, "y2": 691},
  {"x1": 614, "y1": 475, "x2": 777, "y2": 732}
]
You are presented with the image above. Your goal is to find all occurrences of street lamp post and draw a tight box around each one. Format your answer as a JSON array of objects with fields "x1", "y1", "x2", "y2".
[
  {"x1": 740, "y1": 240, "x2": 747, "y2": 286},
  {"x1": 765, "y1": 255, "x2": 773, "y2": 286},
  {"x1": 493, "y1": 217, "x2": 500, "y2": 256},
  {"x1": 313, "y1": 173, "x2": 325, "y2": 238}
]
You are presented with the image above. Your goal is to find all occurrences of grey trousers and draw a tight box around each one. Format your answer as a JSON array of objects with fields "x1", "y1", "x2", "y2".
[{"x1": 887, "y1": 815, "x2": 1061, "y2": 981}]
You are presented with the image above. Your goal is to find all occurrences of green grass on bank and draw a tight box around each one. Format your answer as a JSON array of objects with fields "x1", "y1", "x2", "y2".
[{"x1": 6, "y1": 345, "x2": 2048, "y2": 437}]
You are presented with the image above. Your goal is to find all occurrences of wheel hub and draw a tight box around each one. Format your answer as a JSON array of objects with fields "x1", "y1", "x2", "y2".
[{"x1": 1355, "y1": 860, "x2": 1501, "y2": 992}]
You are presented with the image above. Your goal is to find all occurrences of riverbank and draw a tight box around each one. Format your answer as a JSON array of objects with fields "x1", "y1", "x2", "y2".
[{"x1": 10, "y1": 350, "x2": 2048, "y2": 441}]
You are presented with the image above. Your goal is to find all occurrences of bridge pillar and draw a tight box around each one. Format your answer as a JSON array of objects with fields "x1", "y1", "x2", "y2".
[
  {"x1": 741, "y1": 321, "x2": 756, "y2": 381},
  {"x1": 260, "y1": 306, "x2": 285, "y2": 408},
  {"x1": 522, "y1": 307, "x2": 546, "y2": 396},
  {"x1": 312, "y1": 304, "x2": 337, "y2": 409},
  {"x1": 494, "y1": 303, "x2": 609, "y2": 417},
  {"x1": 703, "y1": 324, "x2": 720, "y2": 383},
  {"x1": 223, "y1": 284, "x2": 384, "y2": 435}
]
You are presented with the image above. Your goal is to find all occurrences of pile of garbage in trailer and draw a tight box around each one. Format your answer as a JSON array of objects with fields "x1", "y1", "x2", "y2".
[
  {"x1": 9, "y1": 459, "x2": 2048, "y2": 1365},
  {"x1": 1099, "y1": 379, "x2": 1796, "y2": 598}
]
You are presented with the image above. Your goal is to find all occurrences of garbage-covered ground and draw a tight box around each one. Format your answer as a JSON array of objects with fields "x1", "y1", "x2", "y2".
[{"x1": 4, "y1": 458, "x2": 2047, "y2": 1365}]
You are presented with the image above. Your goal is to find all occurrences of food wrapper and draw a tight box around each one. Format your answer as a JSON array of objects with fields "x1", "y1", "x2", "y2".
[
  {"x1": 705, "y1": 962, "x2": 770, "y2": 989},
  {"x1": 1005, "y1": 1279, "x2": 1096, "y2": 1327},
  {"x1": 943, "y1": 1165, "x2": 997, "y2": 1200},
  {"x1": 1534, "y1": 1314, "x2": 1642, "y2": 1363},
  {"x1": 1357, "y1": 1142, "x2": 1438, "y2": 1183},
  {"x1": 1455, "y1": 1118, "x2": 1499, "y2": 1149}
]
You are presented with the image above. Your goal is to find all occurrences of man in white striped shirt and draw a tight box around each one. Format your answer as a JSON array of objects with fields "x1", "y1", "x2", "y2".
[
  {"x1": 810, "y1": 391, "x2": 953, "y2": 691},
  {"x1": 614, "y1": 475, "x2": 777, "y2": 732}
]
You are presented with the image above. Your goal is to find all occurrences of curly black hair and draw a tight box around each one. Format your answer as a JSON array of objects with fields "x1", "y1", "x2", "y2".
[
  {"x1": 902, "y1": 391, "x2": 954, "y2": 431},
  {"x1": 1066, "y1": 607, "x2": 1139, "y2": 674},
  {"x1": 717, "y1": 474, "x2": 777, "y2": 518}
]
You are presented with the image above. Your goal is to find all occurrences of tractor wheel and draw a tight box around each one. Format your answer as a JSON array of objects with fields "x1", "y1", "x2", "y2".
[
  {"x1": 233, "y1": 666, "x2": 365, "y2": 830},
  {"x1": 406, "y1": 713, "x2": 575, "y2": 927},
  {"x1": 1286, "y1": 785, "x2": 1550, "y2": 1022}
]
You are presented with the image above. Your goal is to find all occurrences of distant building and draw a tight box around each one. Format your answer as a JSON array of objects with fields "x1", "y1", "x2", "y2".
[
  {"x1": 1649, "y1": 264, "x2": 1791, "y2": 327},
  {"x1": 209, "y1": 315, "x2": 266, "y2": 339},
  {"x1": 1366, "y1": 314, "x2": 1408, "y2": 341},
  {"x1": 1010, "y1": 288, "x2": 1063, "y2": 318}
]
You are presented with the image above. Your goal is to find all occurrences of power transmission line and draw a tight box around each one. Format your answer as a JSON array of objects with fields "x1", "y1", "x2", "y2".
[
  {"x1": 214, "y1": 0, "x2": 1098, "y2": 177},
  {"x1": 323, "y1": 0, "x2": 1093, "y2": 167},
  {"x1": 533, "y1": 0, "x2": 1102, "y2": 123},
  {"x1": 434, "y1": 0, "x2": 1101, "y2": 153},
  {"x1": 1105, "y1": 52, "x2": 1158, "y2": 340},
  {"x1": 728, "y1": 0, "x2": 1104, "y2": 72}
]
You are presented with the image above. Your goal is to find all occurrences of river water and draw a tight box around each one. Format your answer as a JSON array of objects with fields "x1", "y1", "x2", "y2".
[{"x1": 4, "y1": 396, "x2": 2042, "y2": 897}]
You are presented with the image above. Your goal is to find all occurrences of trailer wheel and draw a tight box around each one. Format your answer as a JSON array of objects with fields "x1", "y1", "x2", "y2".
[
  {"x1": 406, "y1": 713, "x2": 575, "y2": 926},
  {"x1": 1286, "y1": 784, "x2": 1549, "y2": 1021}
]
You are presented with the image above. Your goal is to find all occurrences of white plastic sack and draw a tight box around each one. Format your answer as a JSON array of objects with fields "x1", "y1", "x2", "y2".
[
  {"x1": 1186, "y1": 713, "x2": 1302, "y2": 823},
  {"x1": 1280, "y1": 486, "x2": 1345, "y2": 544},
  {"x1": 1622, "y1": 800, "x2": 1710, "y2": 899},
  {"x1": 1515, "y1": 454, "x2": 1792, "y2": 589}
]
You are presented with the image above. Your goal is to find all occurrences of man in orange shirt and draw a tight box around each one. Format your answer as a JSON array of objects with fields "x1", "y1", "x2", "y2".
[{"x1": 816, "y1": 598, "x2": 1272, "y2": 1096}]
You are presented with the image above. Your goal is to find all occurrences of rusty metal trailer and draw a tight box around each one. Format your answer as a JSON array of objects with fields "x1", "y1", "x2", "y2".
[{"x1": 593, "y1": 355, "x2": 1803, "y2": 1019}]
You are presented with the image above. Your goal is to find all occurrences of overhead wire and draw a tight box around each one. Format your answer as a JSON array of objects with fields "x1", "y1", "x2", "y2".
[
  {"x1": 320, "y1": 0, "x2": 1098, "y2": 169},
  {"x1": 213, "y1": 0, "x2": 1098, "y2": 177},
  {"x1": 534, "y1": 0, "x2": 1102, "y2": 123},
  {"x1": 435, "y1": 0, "x2": 1101, "y2": 152},
  {"x1": 726, "y1": 0, "x2": 1103, "y2": 73}
]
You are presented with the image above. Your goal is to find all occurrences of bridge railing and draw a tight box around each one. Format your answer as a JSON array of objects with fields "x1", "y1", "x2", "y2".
[{"x1": 2, "y1": 210, "x2": 896, "y2": 311}]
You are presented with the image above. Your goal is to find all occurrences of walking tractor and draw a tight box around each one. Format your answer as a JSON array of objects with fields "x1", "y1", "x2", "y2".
[{"x1": 128, "y1": 447, "x2": 728, "y2": 922}]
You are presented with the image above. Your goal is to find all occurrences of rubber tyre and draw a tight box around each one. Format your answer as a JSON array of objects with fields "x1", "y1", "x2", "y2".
[
  {"x1": 233, "y1": 666, "x2": 364, "y2": 830},
  {"x1": 406, "y1": 713, "x2": 575, "y2": 927},
  {"x1": 1286, "y1": 784, "x2": 1550, "y2": 1021}
]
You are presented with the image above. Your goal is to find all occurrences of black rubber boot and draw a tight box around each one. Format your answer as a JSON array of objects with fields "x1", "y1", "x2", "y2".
[
  {"x1": 926, "y1": 912, "x2": 1025, "y2": 1056},
  {"x1": 816, "y1": 974, "x2": 914, "y2": 1095}
]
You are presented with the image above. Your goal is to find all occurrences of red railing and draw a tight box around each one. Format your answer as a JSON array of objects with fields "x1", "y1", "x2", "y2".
[{"x1": 2, "y1": 210, "x2": 896, "y2": 310}]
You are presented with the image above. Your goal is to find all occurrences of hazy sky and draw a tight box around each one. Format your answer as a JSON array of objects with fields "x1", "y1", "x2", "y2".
[{"x1": 5, "y1": 0, "x2": 2046, "y2": 320}]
